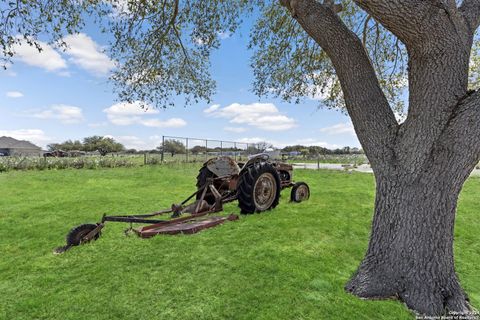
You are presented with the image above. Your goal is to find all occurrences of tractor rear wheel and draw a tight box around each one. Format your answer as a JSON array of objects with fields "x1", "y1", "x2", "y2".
[{"x1": 237, "y1": 161, "x2": 280, "y2": 214}]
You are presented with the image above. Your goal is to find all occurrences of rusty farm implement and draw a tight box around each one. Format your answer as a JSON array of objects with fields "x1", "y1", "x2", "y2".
[{"x1": 54, "y1": 154, "x2": 310, "y2": 254}]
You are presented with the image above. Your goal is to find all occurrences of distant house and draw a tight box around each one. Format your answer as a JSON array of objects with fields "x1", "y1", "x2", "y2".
[{"x1": 0, "y1": 136, "x2": 42, "y2": 156}]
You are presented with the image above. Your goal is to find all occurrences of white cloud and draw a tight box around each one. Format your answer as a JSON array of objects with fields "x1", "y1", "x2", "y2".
[
  {"x1": 224, "y1": 126, "x2": 247, "y2": 133},
  {"x1": 12, "y1": 38, "x2": 67, "y2": 72},
  {"x1": 204, "y1": 104, "x2": 220, "y2": 114},
  {"x1": 141, "y1": 118, "x2": 187, "y2": 128},
  {"x1": 0, "y1": 129, "x2": 52, "y2": 148},
  {"x1": 204, "y1": 102, "x2": 296, "y2": 131},
  {"x1": 237, "y1": 137, "x2": 269, "y2": 144},
  {"x1": 6, "y1": 91, "x2": 23, "y2": 98},
  {"x1": 104, "y1": 101, "x2": 186, "y2": 128},
  {"x1": 63, "y1": 33, "x2": 115, "y2": 76},
  {"x1": 319, "y1": 122, "x2": 356, "y2": 136},
  {"x1": 104, "y1": 101, "x2": 159, "y2": 116},
  {"x1": 33, "y1": 105, "x2": 84, "y2": 124}
]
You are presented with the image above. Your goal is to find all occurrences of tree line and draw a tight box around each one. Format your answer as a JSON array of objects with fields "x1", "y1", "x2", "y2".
[
  {"x1": 159, "y1": 139, "x2": 363, "y2": 157},
  {"x1": 48, "y1": 136, "x2": 124, "y2": 156},
  {"x1": 49, "y1": 137, "x2": 362, "y2": 157}
]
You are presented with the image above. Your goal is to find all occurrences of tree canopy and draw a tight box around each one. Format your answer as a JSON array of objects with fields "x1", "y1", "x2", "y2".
[
  {"x1": 1, "y1": 1, "x2": 477, "y2": 114},
  {"x1": 159, "y1": 139, "x2": 185, "y2": 156}
]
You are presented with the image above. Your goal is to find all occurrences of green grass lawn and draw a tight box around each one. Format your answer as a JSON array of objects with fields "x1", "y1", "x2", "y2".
[{"x1": 0, "y1": 166, "x2": 478, "y2": 320}]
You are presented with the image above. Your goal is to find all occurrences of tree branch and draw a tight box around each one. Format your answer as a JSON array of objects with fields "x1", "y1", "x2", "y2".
[
  {"x1": 350, "y1": 1, "x2": 474, "y2": 175},
  {"x1": 352, "y1": 0, "x2": 466, "y2": 47},
  {"x1": 460, "y1": 0, "x2": 480, "y2": 33},
  {"x1": 282, "y1": 0, "x2": 399, "y2": 172},
  {"x1": 431, "y1": 90, "x2": 480, "y2": 183}
]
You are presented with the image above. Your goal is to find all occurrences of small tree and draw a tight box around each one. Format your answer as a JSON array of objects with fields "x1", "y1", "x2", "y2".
[
  {"x1": 83, "y1": 136, "x2": 124, "y2": 156},
  {"x1": 190, "y1": 145, "x2": 206, "y2": 155},
  {"x1": 161, "y1": 140, "x2": 185, "y2": 157},
  {"x1": 47, "y1": 140, "x2": 83, "y2": 151}
]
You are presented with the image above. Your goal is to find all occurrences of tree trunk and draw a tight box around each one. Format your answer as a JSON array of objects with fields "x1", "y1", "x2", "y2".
[{"x1": 345, "y1": 165, "x2": 473, "y2": 316}]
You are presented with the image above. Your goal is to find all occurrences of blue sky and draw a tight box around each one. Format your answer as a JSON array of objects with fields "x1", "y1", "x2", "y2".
[{"x1": 0, "y1": 18, "x2": 359, "y2": 151}]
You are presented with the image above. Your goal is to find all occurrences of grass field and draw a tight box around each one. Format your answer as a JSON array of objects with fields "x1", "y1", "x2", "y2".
[{"x1": 0, "y1": 165, "x2": 479, "y2": 320}]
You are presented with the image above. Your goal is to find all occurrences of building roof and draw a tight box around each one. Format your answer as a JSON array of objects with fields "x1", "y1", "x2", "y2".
[{"x1": 0, "y1": 136, "x2": 41, "y2": 150}]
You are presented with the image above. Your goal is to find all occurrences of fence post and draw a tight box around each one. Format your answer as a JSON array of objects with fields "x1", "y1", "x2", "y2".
[
  {"x1": 144, "y1": 153, "x2": 147, "y2": 165},
  {"x1": 161, "y1": 136, "x2": 165, "y2": 163},
  {"x1": 234, "y1": 142, "x2": 237, "y2": 161},
  {"x1": 186, "y1": 138, "x2": 189, "y2": 163},
  {"x1": 205, "y1": 139, "x2": 208, "y2": 161},
  {"x1": 317, "y1": 156, "x2": 320, "y2": 170},
  {"x1": 220, "y1": 141, "x2": 223, "y2": 156}
]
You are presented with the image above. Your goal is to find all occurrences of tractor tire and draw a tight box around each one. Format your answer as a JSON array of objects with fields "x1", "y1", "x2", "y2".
[
  {"x1": 290, "y1": 182, "x2": 310, "y2": 202},
  {"x1": 196, "y1": 166, "x2": 217, "y2": 205},
  {"x1": 237, "y1": 161, "x2": 281, "y2": 214},
  {"x1": 66, "y1": 223, "x2": 100, "y2": 246}
]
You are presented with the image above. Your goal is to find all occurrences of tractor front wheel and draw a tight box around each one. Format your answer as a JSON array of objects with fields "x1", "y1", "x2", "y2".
[
  {"x1": 237, "y1": 162, "x2": 280, "y2": 214},
  {"x1": 290, "y1": 182, "x2": 310, "y2": 202}
]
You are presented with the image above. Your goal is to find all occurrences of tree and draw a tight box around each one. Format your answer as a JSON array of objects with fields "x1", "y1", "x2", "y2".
[
  {"x1": 160, "y1": 139, "x2": 185, "y2": 157},
  {"x1": 282, "y1": 145, "x2": 307, "y2": 153},
  {"x1": 47, "y1": 140, "x2": 83, "y2": 151},
  {"x1": 83, "y1": 136, "x2": 124, "y2": 156},
  {"x1": 190, "y1": 145, "x2": 206, "y2": 155},
  {"x1": 47, "y1": 137, "x2": 124, "y2": 155},
  {"x1": 2, "y1": 0, "x2": 480, "y2": 316},
  {"x1": 307, "y1": 146, "x2": 329, "y2": 156}
]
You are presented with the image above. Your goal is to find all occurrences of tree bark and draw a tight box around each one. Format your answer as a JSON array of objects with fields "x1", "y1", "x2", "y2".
[
  {"x1": 280, "y1": 0, "x2": 480, "y2": 316},
  {"x1": 345, "y1": 161, "x2": 475, "y2": 315}
]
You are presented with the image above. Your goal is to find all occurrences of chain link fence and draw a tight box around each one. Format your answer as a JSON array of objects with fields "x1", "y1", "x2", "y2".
[{"x1": 158, "y1": 136, "x2": 270, "y2": 163}]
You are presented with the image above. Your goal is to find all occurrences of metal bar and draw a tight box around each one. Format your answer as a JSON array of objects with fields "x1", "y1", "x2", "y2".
[
  {"x1": 205, "y1": 139, "x2": 208, "y2": 161},
  {"x1": 136, "y1": 210, "x2": 213, "y2": 232},
  {"x1": 103, "y1": 216, "x2": 170, "y2": 224},
  {"x1": 195, "y1": 182, "x2": 209, "y2": 213},
  {"x1": 82, "y1": 224, "x2": 104, "y2": 243},
  {"x1": 162, "y1": 136, "x2": 239, "y2": 145},
  {"x1": 209, "y1": 184, "x2": 223, "y2": 212}
]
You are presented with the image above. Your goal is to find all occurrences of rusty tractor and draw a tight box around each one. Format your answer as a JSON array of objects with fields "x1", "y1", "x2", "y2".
[{"x1": 54, "y1": 154, "x2": 310, "y2": 254}]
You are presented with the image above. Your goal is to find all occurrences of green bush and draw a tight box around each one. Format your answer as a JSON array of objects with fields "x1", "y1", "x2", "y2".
[{"x1": 0, "y1": 156, "x2": 141, "y2": 172}]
